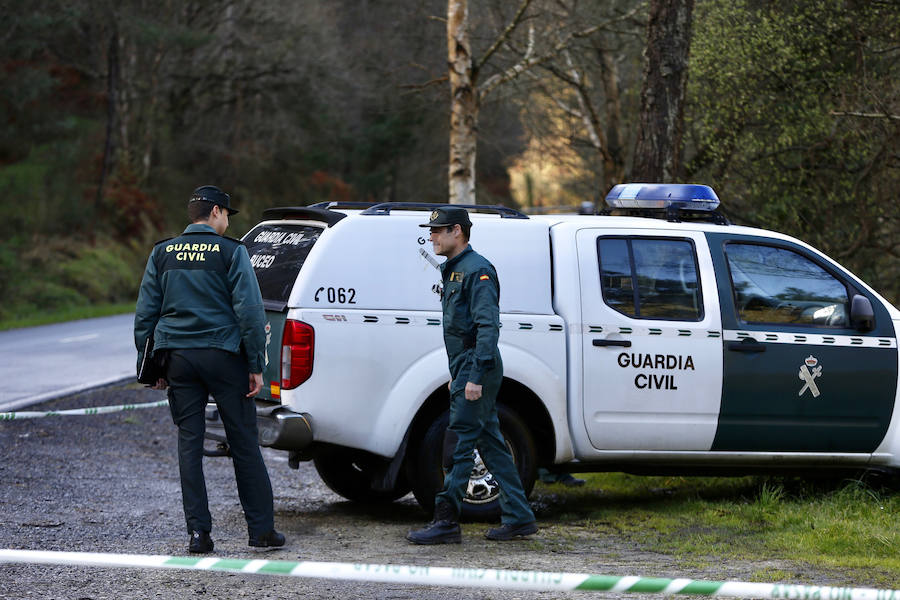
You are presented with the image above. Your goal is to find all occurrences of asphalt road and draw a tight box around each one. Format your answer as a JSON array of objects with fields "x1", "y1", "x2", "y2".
[{"x1": 0, "y1": 313, "x2": 136, "y2": 412}]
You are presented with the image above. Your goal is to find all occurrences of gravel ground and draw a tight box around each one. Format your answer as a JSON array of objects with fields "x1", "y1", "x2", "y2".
[{"x1": 0, "y1": 383, "x2": 861, "y2": 600}]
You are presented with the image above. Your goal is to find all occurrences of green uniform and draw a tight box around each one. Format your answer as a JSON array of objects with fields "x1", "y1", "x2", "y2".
[
  {"x1": 134, "y1": 223, "x2": 266, "y2": 372},
  {"x1": 134, "y1": 222, "x2": 274, "y2": 538},
  {"x1": 435, "y1": 244, "x2": 534, "y2": 525}
]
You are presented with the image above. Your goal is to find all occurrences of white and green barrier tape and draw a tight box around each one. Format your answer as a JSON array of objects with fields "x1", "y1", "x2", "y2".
[
  {"x1": 1, "y1": 549, "x2": 897, "y2": 598},
  {"x1": 0, "y1": 399, "x2": 169, "y2": 421}
]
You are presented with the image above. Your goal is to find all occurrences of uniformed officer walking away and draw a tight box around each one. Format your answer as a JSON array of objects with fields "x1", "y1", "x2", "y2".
[
  {"x1": 407, "y1": 207, "x2": 537, "y2": 545},
  {"x1": 134, "y1": 185, "x2": 285, "y2": 554}
]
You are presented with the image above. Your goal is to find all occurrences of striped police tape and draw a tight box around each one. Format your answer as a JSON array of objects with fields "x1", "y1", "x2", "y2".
[
  {"x1": 0, "y1": 399, "x2": 169, "y2": 421},
  {"x1": 1, "y1": 549, "x2": 897, "y2": 598}
]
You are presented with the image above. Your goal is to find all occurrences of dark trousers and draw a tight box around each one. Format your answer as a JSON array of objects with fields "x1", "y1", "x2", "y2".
[
  {"x1": 166, "y1": 348, "x2": 274, "y2": 537},
  {"x1": 435, "y1": 371, "x2": 534, "y2": 525}
]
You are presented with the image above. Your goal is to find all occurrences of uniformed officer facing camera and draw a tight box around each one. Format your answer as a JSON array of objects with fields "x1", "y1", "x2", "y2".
[
  {"x1": 134, "y1": 185, "x2": 285, "y2": 554},
  {"x1": 407, "y1": 206, "x2": 538, "y2": 544}
]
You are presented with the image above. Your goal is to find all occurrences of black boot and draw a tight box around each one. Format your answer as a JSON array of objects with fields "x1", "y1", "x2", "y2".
[
  {"x1": 406, "y1": 502, "x2": 461, "y2": 545},
  {"x1": 249, "y1": 529, "x2": 286, "y2": 548},
  {"x1": 188, "y1": 530, "x2": 214, "y2": 554},
  {"x1": 485, "y1": 521, "x2": 538, "y2": 541}
]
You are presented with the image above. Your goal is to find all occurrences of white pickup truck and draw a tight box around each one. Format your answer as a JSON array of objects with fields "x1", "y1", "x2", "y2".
[{"x1": 206, "y1": 184, "x2": 900, "y2": 519}]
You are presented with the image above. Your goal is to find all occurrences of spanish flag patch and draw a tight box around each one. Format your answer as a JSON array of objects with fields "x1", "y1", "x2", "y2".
[{"x1": 479, "y1": 274, "x2": 490, "y2": 281}]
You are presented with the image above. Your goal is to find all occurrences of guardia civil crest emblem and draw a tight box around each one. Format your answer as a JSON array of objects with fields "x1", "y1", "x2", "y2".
[{"x1": 798, "y1": 355, "x2": 822, "y2": 398}]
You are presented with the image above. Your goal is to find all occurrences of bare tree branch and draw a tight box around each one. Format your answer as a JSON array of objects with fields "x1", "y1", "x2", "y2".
[
  {"x1": 475, "y1": 0, "x2": 533, "y2": 73},
  {"x1": 838, "y1": 141, "x2": 889, "y2": 259},
  {"x1": 399, "y1": 76, "x2": 449, "y2": 93},
  {"x1": 831, "y1": 110, "x2": 900, "y2": 121},
  {"x1": 562, "y1": 50, "x2": 604, "y2": 153},
  {"x1": 478, "y1": 3, "x2": 644, "y2": 101}
]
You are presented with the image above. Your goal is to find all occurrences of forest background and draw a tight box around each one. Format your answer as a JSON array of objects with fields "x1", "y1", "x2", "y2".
[{"x1": 1, "y1": 0, "x2": 898, "y2": 324}]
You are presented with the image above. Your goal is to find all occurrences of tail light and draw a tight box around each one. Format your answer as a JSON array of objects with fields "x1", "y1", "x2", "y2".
[{"x1": 281, "y1": 320, "x2": 314, "y2": 390}]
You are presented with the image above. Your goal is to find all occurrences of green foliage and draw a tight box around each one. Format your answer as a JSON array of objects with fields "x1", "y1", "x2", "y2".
[
  {"x1": 58, "y1": 245, "x2": 141, "y2": 302},
  {"x1": 12, "y1": 279, "x2": 87, "y2": 313},
  {"x1": 751, "y1": 480, "x2": 785, "y2": 516},
  {"x1": 0, "y1": 121, "x2": 104, "y2": 239},
  {"x1": 345, "y1": 109, "x2": 424, "y2": 201},
  {"x1": 0, "y1": 0, "x2": 461, "y2": 320},
  {"x1": 0, "y1": 235, "x2": 145, "y2": 323},
  {"x1": 687, "y1": 0, "x2": 900, "y2": 303},
  {"x1": 3, "y1": 0, "x2": 895, "y2": 319},
  {"x1": 0, "y1": 1, "x2": 101, "y2": 163}
]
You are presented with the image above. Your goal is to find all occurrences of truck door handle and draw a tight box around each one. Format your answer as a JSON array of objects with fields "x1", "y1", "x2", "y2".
[
  {"x1": 727, "y1": 339, "x2": 766, "y2": 353},
  {"x1": 593, "y1": 339, "x2": 632, "y2": 348}
]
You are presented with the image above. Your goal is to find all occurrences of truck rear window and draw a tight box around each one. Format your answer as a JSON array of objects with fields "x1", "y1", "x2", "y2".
[{"x1": 242, "y1": 223, "x2": 322, "y2": 304}]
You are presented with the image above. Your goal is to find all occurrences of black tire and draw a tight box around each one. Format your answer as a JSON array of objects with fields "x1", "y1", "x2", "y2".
[
  {"x1": 313, "y1": 446, "x2": 410, "y2": 503},
  {"x1": 408, "y1": 404, "x2": 537, "y2": 521}
]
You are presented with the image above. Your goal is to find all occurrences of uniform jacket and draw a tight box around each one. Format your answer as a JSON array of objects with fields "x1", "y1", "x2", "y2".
[
  {"x1": 439, "y1": 244, "x2": 502, "y2": 390},
  {"x1": 134, "y1": 223, "x2": 267, "y2": 373}
]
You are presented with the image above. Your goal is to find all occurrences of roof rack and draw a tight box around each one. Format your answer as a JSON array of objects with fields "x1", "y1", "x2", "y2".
[
  {"x1": 308, "y1": 201, "x2": 379, "y2": 210},
  {"x1": 360, "y1": 202, "x2": 529, "y2": 219},
  {"x1": 261, "y1": 206, "x2": 347, "y2": 226}
]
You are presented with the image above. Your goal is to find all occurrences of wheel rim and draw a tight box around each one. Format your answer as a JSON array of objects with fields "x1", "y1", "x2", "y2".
[
  {"x1": 462, "y1": 442, "x2": 516, "y2": 506},
  {"x1": 464, "y1": 449, "x2": 499, "y2": 504}
]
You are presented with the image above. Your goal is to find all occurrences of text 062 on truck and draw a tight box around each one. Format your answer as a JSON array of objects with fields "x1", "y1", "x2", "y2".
[{"x1": 204, "y1": 183, "x2": 900, "y2": 519}]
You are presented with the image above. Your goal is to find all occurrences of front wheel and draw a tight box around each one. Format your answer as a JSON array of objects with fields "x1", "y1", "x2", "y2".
[
  {"x1": 408, "y1": 404, "x2": 537, "y2": 521},
  {"x1": 313, "y1": 446, "x2": 410, "y2": 503}
]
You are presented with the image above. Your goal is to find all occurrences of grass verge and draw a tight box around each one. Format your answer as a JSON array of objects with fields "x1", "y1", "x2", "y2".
[
  {"x1": 532, "y1": 473, "x2": 899, "y2": 587},
  {"x1": 0, "y1": 301, "x2": 135, "y2": 331}
]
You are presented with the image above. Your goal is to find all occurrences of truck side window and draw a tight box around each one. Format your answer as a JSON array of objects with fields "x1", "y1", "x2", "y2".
[
  {"x1": 725, "y1": 243, "x2": 849, "y2": 327},
  {"x1": 597, "y1": 237, "x2": 702, "y2": 321}
]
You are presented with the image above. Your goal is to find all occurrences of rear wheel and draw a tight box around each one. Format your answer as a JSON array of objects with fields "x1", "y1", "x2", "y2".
[
  {"x1": 313, "y1": 446, "x2": 409, "y2": 503},
  {"x1": 408, "y1": 404, "x2": 537, "y2": 520}
]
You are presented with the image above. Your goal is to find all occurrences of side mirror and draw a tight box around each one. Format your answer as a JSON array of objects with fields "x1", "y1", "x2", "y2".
[{"x1": 850, "y1": 294, "x2": 875, "y2": 332}]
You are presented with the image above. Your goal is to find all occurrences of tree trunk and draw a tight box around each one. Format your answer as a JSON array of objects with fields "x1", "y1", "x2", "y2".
[
  {"x1": 141, "y1": 44, "x2": 165, "y2": 184},
  {"x1": 447, "y1": 0, "x2": 477, "y2": 205},
  {"x1": 97, "y1": 27, "x2": 119, "y2": 205},
  {"x1": 598, "y1": 43, "x2": 625, "y2": 188},
  {"x1": 631, "y1": 0, "x2": 694, "y2": 183},
  {"x1": 117, "y1": 30, "x2": 133, "y2": 169}
]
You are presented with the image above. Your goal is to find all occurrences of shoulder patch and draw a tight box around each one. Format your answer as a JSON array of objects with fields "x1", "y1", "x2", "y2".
[{"x1": 479, "y1": 274, "x2": 490, "y2": 281}]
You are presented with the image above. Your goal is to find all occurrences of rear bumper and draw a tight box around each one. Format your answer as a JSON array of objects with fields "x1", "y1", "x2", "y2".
[{"x1": 205, "y1": 402, "x2": 313, "y2": 451}]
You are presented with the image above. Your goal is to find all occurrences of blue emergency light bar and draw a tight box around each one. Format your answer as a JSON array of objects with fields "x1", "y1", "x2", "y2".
[{"x1": 605, "y1": 183, "x2": 720, "y2": 212}]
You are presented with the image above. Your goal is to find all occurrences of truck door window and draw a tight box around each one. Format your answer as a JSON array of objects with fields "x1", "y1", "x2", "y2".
[
  {"x1": 725, "y1": 243, "x2": 849, "y2": 327},
  {"x1": 597, "y1": 237, "x2": 702, "y2": 321}
]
